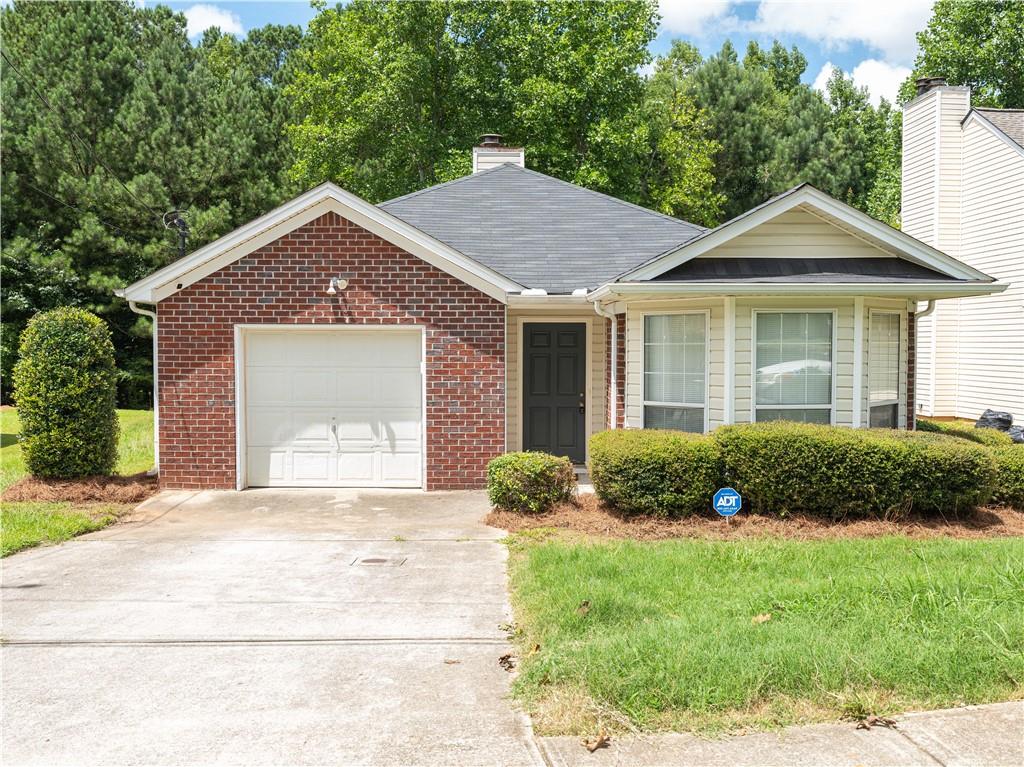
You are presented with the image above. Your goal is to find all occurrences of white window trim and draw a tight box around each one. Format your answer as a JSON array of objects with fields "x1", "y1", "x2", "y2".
[
  {"x1": 750, "y1": 308, "x2": 838, "y2": 425},
  {"x1": 640, "y1": 309, "x2": 711, "y2": 433},
  {"x1": 233, "y1": 323, "x2": 428, "y2": 491},
  {"x1": 868, "y1": 310, "x2": 902, "y2": 418}
]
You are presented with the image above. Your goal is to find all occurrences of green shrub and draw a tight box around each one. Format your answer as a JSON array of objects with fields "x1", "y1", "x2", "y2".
[
  {"x1": 916, "y1": 418, "x2": 1013, "y2": 447},
  {"x1": 589, "y1": 429, "x2": 723, "y2": 517},
  {"x1": 12, "y1": 308, "x2": 120, "y2": 478},
  {"x1": 487, "y1": 452, "x2": 576, "y2": 513},
  {"x1": 991, "y1": 447, "x2": 1024, "y2": 510},
  {"x1": 715, "y1": 422, "x2": 995, "y2": 518}
]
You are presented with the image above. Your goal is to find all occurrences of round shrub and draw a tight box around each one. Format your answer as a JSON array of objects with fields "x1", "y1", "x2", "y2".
[
  {"x1": 916, "y1": 418, "x2": 1014, "y2": 447},
  {"x1": 589, "y1": 429, "x2": 723, "y2": 517},
  {"x1": 487, "y1": 452, "x2": 576, "y2": 513},
  {"x1": 991, "y1": 447, "x2": 1024, "y2": 510},
  {"x1": 715, "y1": 422, "x2": 996, "y2": 518},
  {"x1": 12, "y1": 308, "x2": 120, "y2": 478}
]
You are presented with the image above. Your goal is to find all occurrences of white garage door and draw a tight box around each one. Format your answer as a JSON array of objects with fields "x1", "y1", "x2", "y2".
[{"x1": 244, "y1": 330, "x2": 423, "y2": 488}]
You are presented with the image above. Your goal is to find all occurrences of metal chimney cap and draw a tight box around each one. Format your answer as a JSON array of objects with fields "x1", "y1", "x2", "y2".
[
  {"x1": 915, "y1": 76, "x2": 948, "y2": 96},
  {"x1": 478, "y1": 133, "x2": 504, "y2": 147}
]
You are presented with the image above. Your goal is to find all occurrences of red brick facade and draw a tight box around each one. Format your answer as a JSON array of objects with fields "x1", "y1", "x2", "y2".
[
  {"x1": 605, "y1": 314, "x2": 626, "y2": 429},
  {"x1": 157, "y1": 211, "x2": 505, "y2": 490}
]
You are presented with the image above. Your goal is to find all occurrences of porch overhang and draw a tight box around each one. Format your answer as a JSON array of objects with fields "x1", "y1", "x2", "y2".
[{"x1": 587, "y1": 281, "x2": 1008, "y2": 302}]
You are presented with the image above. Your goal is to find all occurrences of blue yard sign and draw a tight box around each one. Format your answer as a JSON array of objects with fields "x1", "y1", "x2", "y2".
[{"x1": 713, "y1": 487, "x2": 742, "y2": 517}]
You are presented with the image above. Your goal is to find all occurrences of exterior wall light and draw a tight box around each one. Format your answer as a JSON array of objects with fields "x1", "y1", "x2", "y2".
[{"x1": 326, "y1": 277, "x2": 348, "y2": 295}]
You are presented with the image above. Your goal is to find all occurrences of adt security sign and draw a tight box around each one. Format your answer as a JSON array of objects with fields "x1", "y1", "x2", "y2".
[{"x1": 713, "y1": 487, "x2": 742, "y2": 517}]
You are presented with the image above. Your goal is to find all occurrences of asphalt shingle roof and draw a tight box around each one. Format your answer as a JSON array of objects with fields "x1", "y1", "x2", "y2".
[
  {"x1": 975, "y1": 108, "x2": 1024, "y2": 148},
  {"x1": 653, "y1": 257, "x2": 959, "y2": 283},
  {"x1": 379, "y1": 164, "x2": 704, "y2": 293}
]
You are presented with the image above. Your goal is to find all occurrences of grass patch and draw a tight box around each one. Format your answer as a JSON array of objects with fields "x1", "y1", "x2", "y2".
[
  {"x1": 508, "y1": 534, "x2": 1024, "y2": 735},
  {"x1": 1, "y1": 501, "x2": 129, "y2": 556},
  {"x1": 0, "y1": 408, "x2": 154, "y2": 555}
]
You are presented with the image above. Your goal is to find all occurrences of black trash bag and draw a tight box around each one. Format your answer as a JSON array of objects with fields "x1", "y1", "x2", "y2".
[
  {"x1": 1007, "y1": 426, "x2": 1024, "y2": 444},
  {"x1": 975, "y1": 409, "x2": 1013, "y2": 431}
]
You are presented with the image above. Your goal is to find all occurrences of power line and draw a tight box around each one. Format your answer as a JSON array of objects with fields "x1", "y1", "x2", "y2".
[{"x1": 0, "y1": 47, "x2": 166, "y2": 223}]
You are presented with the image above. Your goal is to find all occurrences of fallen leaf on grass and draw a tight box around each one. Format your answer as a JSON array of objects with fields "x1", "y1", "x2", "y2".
[
  {"x1": 498, "y1": 653, "x2": 515, "y2": 672},
  {"x1": 856, "y1": 715, "x2": 897, "y2": 730},
  {"x1": 527, "y1": 643, "x2": 541, "y2": 657},
  {"x1": 752, "y1": 613, "x2": 772, "y2": 624},
  {"x1": 577, "y1": 600, "x2": 591, "y2": 616},
  {"x1": 582, "y1": 731, "x2": 610, "y2": 753}
]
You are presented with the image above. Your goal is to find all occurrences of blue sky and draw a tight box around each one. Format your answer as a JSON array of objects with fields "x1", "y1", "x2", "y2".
[{"x1": 160, "y1": 1, "x2": 932, "y2": 105}]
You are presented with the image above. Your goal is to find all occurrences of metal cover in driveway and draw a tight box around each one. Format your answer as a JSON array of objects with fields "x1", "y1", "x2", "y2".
[{"x1": 351, "y1": 557, "x2": 407, "y2": 566}]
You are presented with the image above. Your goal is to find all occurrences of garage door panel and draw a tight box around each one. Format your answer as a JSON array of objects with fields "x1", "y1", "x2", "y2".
[{"x1": 244, "y1": 330, "x2": 422, "y2": 488}]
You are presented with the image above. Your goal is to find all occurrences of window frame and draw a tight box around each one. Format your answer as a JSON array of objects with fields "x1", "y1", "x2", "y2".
[
  {"x1": 750, "y1": 308, "x2": 838, "y2": 425},
  {"x1": 868, "y1": 309, "x2": 902, "y2": 428},
  {"x1": 640, "y1": 309, "x2": 711, "y2": 433}
]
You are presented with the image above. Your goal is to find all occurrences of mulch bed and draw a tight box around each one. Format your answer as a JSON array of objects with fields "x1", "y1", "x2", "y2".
[
  {"x1": 485, "y1": 493, "x2": 1024, "y2": 541},
  {"x1": 2, "y1": 473, "x2": 159, "y2": 504}
]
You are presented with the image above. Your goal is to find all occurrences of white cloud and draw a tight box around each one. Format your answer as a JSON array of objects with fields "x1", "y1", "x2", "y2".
[
  {"x1": 850, "y1": 59, "x2": 911, "y2": 105},
  {"x1": 658, "y1": 1, "x2": 738, "y2": 35},
  {"x1": 183, "y1": 4, "x2": 243, "y2": 39},
  {"x1": 811, "y1": 59, "x2": 911, "y2": 106},
  {"x1": 750, "y1": 0, "x2": 931, "y2": 62},
  {"x1": 812, "y1": 61, "x2": 836, "y2": 93}
]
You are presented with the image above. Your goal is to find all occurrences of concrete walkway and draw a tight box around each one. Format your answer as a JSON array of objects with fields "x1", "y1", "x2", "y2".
[
  {"x1": 538, "y1": 701, "x2": 1024, "y2": 766},
  {"x1": 1, "y1": 489, "x2": 542, "y2": 766}
]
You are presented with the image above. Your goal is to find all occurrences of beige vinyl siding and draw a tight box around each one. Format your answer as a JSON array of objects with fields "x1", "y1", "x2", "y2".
[
  {"x1": 901, "y1": 92, "x2": 940, "y2": 243},
  {"x1": 505, "y1": 308, "x2": 606, "y2": 455},
  {"x1": 702, "y1": 208, "x2": 894, "y2": 259},
  {"x1": 955, "y1": 118, "x2": 1024, "y2": 417},
  {"x1": 624, "y1": 299, "x2": 725, "y2": 429},
  {"x1": 732, "y1": 298, "x2": 855, "y2": 426}
]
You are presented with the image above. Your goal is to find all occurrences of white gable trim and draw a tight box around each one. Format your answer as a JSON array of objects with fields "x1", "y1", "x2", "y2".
[
  {"x1": 116, "y1": 183, "x2": 523, "y2": 303},
  {"x1": 619, "y1": 186, "x2": 992, "y2": 283},
  {"x1": 962, "y1": 110, "x2": 1024, "y2": 159}
]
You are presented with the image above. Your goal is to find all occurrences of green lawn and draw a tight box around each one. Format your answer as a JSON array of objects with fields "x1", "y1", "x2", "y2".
[
  {"x1": 1, "y1": 408, "x2": 154, "y2": 555},
  {"x1": 508, "y1": 534, "x2": 1024, "y2": 735}
]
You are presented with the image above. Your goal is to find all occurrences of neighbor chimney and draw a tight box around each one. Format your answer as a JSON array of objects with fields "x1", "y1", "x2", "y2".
[
  {"x1": 915, "y1": 76, "x2": 948, "y2": 97},
  {"x1": 472, "y1": 133, "x2": 525, "y2": 173}
]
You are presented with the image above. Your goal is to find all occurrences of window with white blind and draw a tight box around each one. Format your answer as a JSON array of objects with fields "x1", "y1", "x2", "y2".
[
  {"x1": 869, "y1": 312, "x2": 900, "y2": 428},
  {"x1": 643, "y1": 313, "x2": 707, "y2": 432},
  {"x1": 754, "y1": 311, "x2": 833, "y2": 424}
]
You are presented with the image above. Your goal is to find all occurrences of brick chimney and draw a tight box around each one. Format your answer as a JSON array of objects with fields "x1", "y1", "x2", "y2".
[{"x1": 472, "y1": 133, "x2": 525, "y2": 173}]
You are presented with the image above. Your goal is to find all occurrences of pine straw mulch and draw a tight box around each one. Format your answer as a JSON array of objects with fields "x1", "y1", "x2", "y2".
[
  {"x1": 2, "y1": 472, "x2": 159, "y2": 504},
  {"x1": 485, "y1": 493, "x2": 1024, "y2": 541}
]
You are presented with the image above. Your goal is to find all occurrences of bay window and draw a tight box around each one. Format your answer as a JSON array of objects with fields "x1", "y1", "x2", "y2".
[
  {"x1": 754, "y1": 311, "x2": 833, "y2": 424},
  {"x1": 869, "y1": 312, "x2": 900, "y2": 428},
  {"x1": 643, "y1": 313, "x2": 707, "y2": 432}
]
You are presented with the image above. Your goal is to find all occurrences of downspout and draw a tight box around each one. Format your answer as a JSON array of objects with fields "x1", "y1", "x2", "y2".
[
  {"x1": 127, "y1": 301, "x2": 159, "y2": 476},
  {"x1": 915, "y1": 300, "x2": 937, "y2": 425},
  {"x1": 592, "y1": 300, "x2": 618, "y2": 429}
]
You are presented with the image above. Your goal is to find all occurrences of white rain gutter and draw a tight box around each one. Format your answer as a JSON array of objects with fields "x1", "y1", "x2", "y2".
[
  {"x1": 591, "y1": 299, "x2": 618, "y2": 430},
  {"x1": 915, "y1": 299, "x2": 937, "y2": 425},
  {"x1": 126, "y1": 301, "x2": 159, "y2": 475}
]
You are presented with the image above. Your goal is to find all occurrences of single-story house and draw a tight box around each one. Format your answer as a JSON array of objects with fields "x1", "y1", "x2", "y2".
[{"x1": 117, "y1": 139, "x2": 1006, "y2": 491}]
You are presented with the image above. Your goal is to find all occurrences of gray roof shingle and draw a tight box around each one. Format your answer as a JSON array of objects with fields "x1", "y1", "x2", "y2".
[
  {"x1": 379, "y1": 164, "x2": 704, "y2": 293},
  {"x1": 974, "y1": 108, "x2": 1024, "y2": 148},
  {"x1": 653, "y1": 257, "x2": 959, "y2": 283}
]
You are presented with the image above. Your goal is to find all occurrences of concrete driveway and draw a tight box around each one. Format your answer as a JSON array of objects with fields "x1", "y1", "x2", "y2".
[{"x1": 1, "y1": 489, "x2": 542, "y2": 766}]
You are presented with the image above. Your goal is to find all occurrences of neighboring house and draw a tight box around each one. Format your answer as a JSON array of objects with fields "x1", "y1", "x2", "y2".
[
  {"x1": 902, "y1": 78, "x2": 1024, "y2": 420},
  {"x1": 117, "y1": 138, "x2": 1003, "y2": 491}
]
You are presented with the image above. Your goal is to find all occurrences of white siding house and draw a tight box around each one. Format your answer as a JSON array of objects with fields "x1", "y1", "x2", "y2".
[{"x1": 902, "y1": 82, "x2": 1024, "y2": 419}]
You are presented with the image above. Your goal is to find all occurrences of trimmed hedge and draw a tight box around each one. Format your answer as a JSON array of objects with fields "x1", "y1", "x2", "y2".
[
  {"x1": 991, "y1": 447, "x2": 1024, "y2": 510},
  {"x1": 12, "y1": 308, "x2": 120, "y2": 478},
  {"x1": 716, "y1": 422, "x2": 996, "y2": 518},
  {"x1": 589, "y1": 429, "x2": 722, "y2": 517},
  {"x1": 487, "y1": 452, "x2": 576, "y2": 513},
  {"x1": 916, "y1": 418, "x2": 1014, "y2": 447}
]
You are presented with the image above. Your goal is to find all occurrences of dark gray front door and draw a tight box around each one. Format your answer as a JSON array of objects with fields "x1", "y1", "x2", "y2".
[{"x1": 523, "y1": 323, "x2": 586, "y2": 463}]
